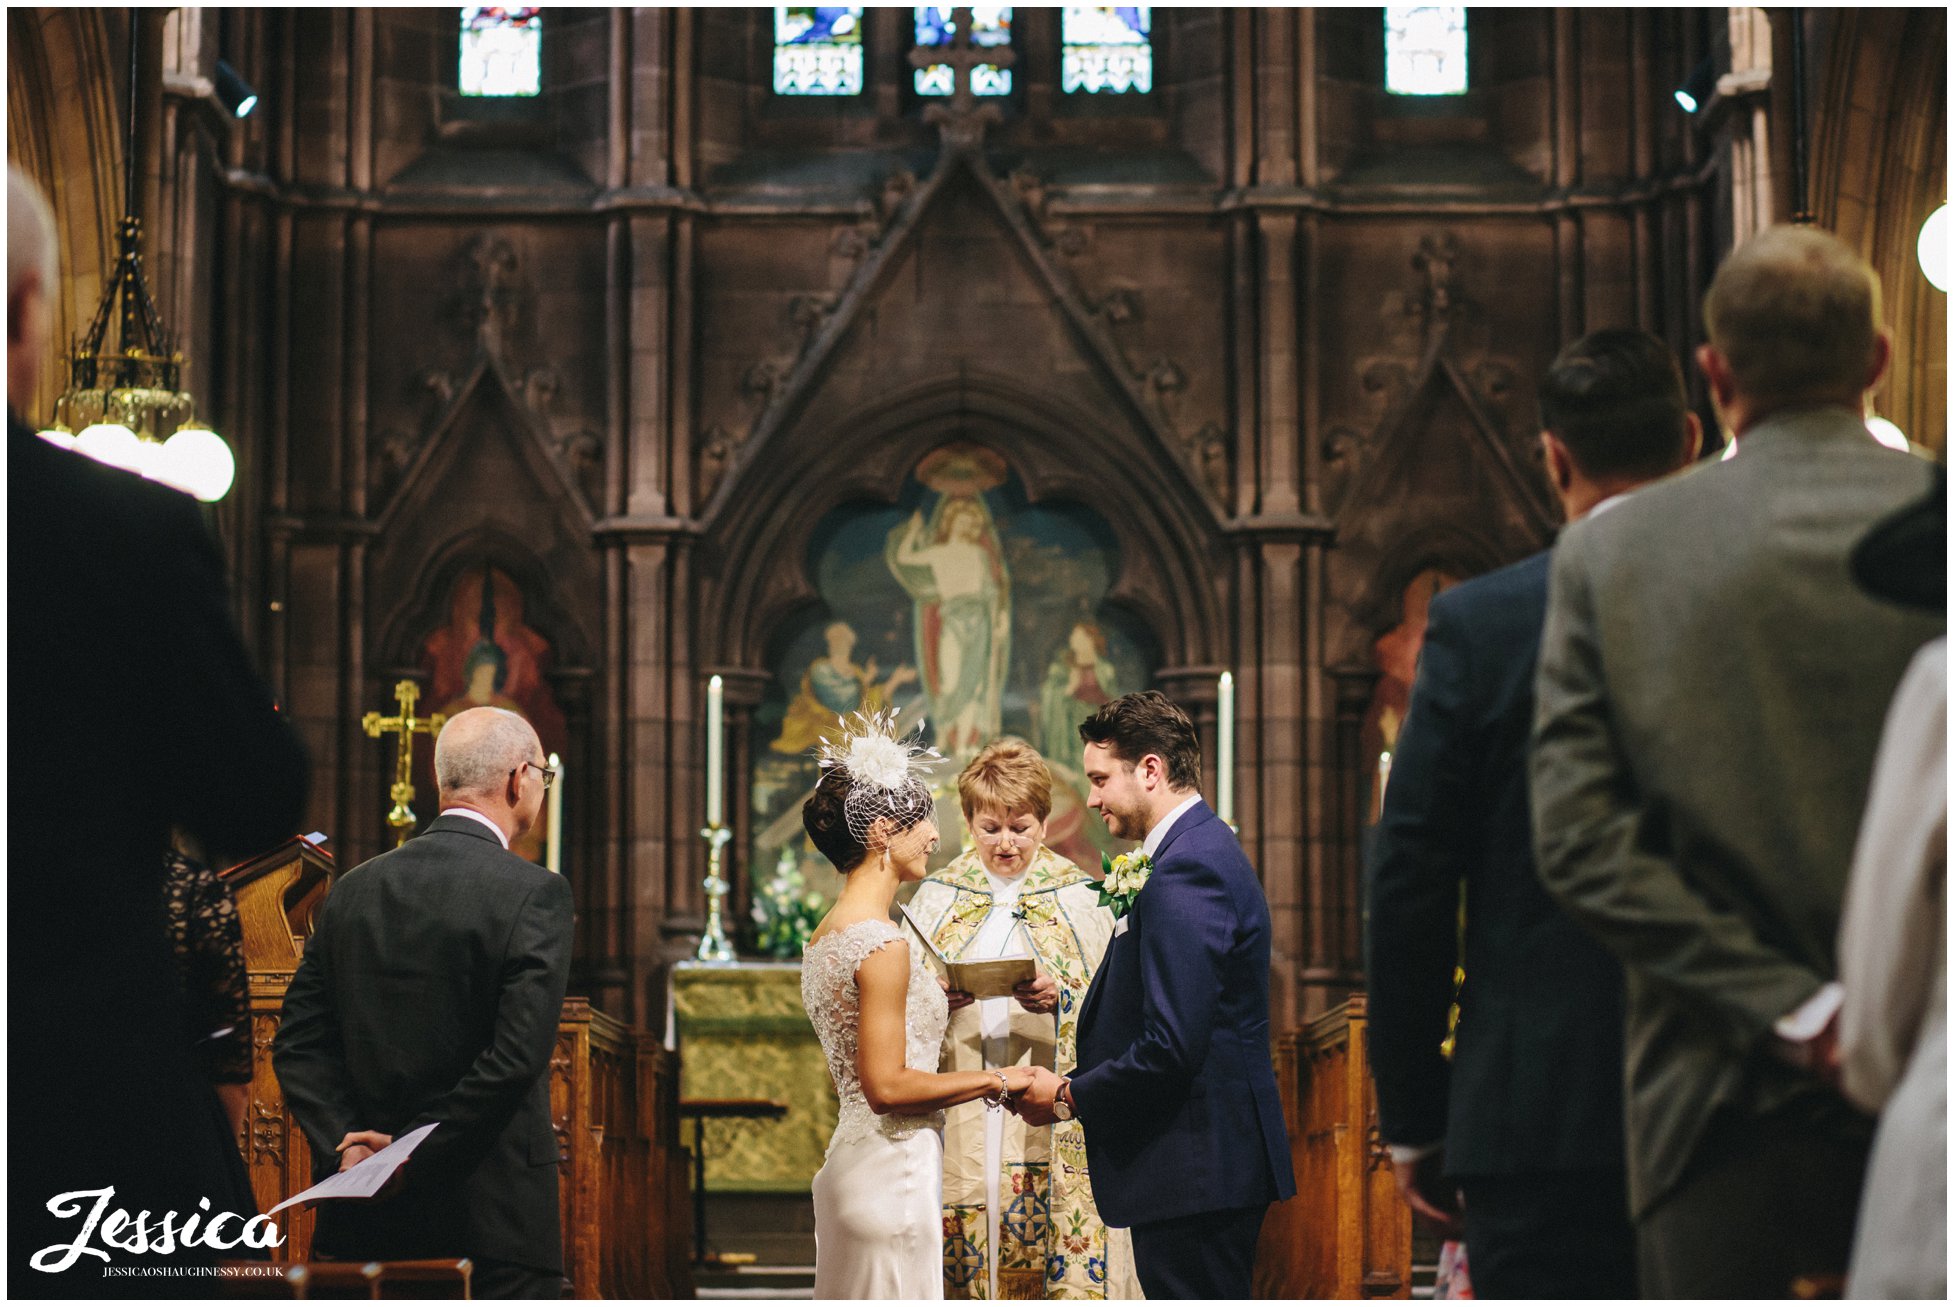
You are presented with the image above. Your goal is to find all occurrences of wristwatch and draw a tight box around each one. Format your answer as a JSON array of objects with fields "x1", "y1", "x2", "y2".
[{"x1": 1052, "y1": 1078, "x2": 1074, "y2": 1122}]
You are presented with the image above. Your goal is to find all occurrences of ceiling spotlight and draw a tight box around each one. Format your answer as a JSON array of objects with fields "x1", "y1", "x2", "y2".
[
  {"x1": 1674, "y1": 57, "x2": 1714, "y2": 114},
  {"x1": 215, "y1": 60, "x2": 259, "y2": 119}
]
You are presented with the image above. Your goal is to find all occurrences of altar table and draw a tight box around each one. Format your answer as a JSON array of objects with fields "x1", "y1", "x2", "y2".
[{"x1": 667, "y1": 961, "x2": 837, "y2": 1192}]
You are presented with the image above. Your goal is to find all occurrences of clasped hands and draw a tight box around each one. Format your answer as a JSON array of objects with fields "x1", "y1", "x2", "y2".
[
  {"x1": 337, "y1": 1129, "x2": 394, "y2": 1170},
  {"x1": 986, "y1": 1065, "x2": 1069, "y2": 1126},
  {"x1": 336, "y1": 1128, "x2": 416, "y2": 1199}
]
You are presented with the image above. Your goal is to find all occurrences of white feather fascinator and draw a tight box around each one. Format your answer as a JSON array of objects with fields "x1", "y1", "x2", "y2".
[{"x1": 816, "y1": 708, "x2": 943, "y2": 844}]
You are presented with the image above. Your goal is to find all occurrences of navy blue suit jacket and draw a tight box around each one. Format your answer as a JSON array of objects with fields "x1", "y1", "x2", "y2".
[
  {"x1": 1070, "y1": 800, "x2": 1296, "y2": 1227},
  {"x1": 1364, "y1": 552, "x2": 1627, "y2": 1178}
]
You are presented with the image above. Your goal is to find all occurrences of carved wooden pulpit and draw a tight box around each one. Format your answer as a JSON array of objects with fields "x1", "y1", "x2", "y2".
[{"x1": 224, "y1": 834, "x2": 336, "y2": 1262}]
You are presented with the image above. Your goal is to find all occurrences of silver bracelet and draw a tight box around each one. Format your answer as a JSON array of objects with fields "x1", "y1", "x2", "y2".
[{"x1": 985, "y1": 1070, "x2": 1011, "y2": 1110}]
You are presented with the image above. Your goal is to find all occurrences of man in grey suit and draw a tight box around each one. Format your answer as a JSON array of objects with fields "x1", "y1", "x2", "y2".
[
  {"x1": 1530, "y1": 224, "x2": 1943, "y2": 1297},
  {"x1": 276, "y1": 707, "x2": 573, "y2": 1299}
]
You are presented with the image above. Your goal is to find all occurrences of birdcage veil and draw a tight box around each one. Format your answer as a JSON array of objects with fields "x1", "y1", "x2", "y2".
[{"x1": 815, "y1": 708, "x2": 942, "y2": 847}]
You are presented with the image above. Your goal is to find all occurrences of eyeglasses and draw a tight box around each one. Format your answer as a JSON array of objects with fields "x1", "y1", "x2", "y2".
[
  {"x1": 973, "y1": 829, "x2": 1035, "y2": 846},
  {"x1": 513, "y1": 760, "x2": 557, "y2": 790}
]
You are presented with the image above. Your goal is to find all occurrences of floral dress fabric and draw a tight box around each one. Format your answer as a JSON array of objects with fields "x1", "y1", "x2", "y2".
[{"x1": 162, "y1": 850, "x2": 252, "y2": 1086}]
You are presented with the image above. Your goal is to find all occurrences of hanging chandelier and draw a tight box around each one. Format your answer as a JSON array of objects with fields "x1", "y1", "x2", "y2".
[{"x1": 36, "y1": 12, "x2": 235, "y2": 503}]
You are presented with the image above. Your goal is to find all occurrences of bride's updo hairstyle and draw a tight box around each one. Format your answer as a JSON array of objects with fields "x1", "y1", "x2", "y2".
[
  {"x1": 802, "y1": 767, "x2": 927, "y2": 872},
  {"x1": 803, "y1": 709, "x2": 942, "y2": 874}
]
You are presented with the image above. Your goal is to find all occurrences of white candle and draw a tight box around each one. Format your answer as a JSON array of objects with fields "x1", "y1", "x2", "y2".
[
  {"x1": 1217, "y1": 671, "x2": 1236, "y2": 826},
  {"x1": 545, "y1": 751, "x2": 564, "y2": 874},
  {"x1": 706, "y1": 674, "x2": 725, "y2": 827}
]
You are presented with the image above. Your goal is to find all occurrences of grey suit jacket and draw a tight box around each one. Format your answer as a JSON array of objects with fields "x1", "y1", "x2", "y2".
[{"x1": 1530, "y1": 405, "x2": 1942, "y2": 1218}]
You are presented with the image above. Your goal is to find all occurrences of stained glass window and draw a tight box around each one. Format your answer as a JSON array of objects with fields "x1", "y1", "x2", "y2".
[
  {"x1": 460, "y1": 7, "x2": 542, "y2": 98},
  {"x1": 1062, "y1": 7, "x2": 1152, "y2": 94},
  {"x1": 774, "y1": 7, "x2": 865, "y2": 96},
  {"x1": 1385, "y1": 6, "x2": 1467, "y2": 96},
  {"x1": 914, "y1": 6, "x2": 1012, "y2": 97}
]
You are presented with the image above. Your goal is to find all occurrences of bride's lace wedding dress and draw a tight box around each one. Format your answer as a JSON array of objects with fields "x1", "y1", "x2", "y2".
[{"x1": 803, "y1": 917, "x2": 951, "y2": 1299}]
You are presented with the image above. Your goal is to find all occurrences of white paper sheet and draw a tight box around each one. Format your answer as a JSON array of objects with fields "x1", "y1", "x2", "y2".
[{"x1": 266, "y1": 1121, "x2": 440, "y2": 1215}]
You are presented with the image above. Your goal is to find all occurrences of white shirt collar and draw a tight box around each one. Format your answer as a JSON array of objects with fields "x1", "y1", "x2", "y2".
[
  {"x1": 1143, "y1": 793, "x2": 1204, "y2": 860},
  {"x1": 440, "y1": 806, "x2": 511, "y2": 850},
  {"x1": 1589, "y1": 477, "x2": 1662, "y2": 519}
]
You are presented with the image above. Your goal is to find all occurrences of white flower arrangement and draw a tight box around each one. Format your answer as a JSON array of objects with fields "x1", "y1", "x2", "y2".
[{"x1": 1097, "y1": 850, "x2": 1153, "y2": 917}]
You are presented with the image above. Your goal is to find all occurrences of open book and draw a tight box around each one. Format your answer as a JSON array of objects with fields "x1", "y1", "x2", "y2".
[{"x1": 898, "y1": 905, "x2": 1038, "y2": 999}]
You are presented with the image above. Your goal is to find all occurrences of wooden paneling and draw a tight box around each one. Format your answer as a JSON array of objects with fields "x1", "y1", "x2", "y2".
[{"x1": 1255, "y1": 996, "x2": 1412, "y2": 1300}]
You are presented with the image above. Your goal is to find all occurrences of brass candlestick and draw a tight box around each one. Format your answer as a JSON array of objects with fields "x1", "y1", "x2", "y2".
[{"x1": 696, "y1": 824, "x2": 736, "y2": 963}]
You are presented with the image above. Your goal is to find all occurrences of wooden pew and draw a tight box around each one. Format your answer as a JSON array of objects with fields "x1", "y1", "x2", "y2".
[
  {"x1": 1254, "y1": 996, "x2": 1413, "y2": 1299},
  {"x1": 554, "y1": 1000, "x2": 692, "y2": 1298},
  {"x1": 224, "y1": 839, "x2": 689, "y2": 1297},
  {"x1": 213, "y1": 1259, "x2": 471, "y2": 1298}
]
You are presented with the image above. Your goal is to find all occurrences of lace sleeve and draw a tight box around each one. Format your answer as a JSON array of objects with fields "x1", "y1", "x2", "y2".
[{"x1": 846, "y1": 918, "x2": 906, "y2": 981}]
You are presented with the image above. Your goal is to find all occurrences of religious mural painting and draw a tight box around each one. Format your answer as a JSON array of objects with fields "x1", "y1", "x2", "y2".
[
  {"x1": 751, "y1": 442, "x2": 1151, "y2": 895},
  {"x1": 414, "y1": 564, "x2": 569, "y2": 865},
  {"x1": 1365, "y1": 566, "x2": 1457, "y2": 824}
]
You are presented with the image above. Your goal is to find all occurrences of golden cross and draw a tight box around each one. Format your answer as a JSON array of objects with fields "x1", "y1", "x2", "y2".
[{"x1": 362, "y1": 679, "x2": 447, "y2": 847}]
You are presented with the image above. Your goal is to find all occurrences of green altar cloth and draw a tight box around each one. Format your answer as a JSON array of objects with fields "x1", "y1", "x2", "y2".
[{"x1": 669, "y1": 961, "x2": 837, "y2": 1193}]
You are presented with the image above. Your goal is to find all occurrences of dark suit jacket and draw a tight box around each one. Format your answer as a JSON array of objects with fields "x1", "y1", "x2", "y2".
[
  {"x1": 10, "y1": 418, "x2": 309, "y2": 1290},
  {"x1": 1366, "y1": 551, "x2": 1628, "y2": 1179},
  {"x1": 1532, "y1": 407, "x2": 1944, "y2": 1217},
  {"x1": 274, "y1": 815, "x2": 574, "y2": 1272},
  {"x1": 1070, "y1": 800, "x2": 1296, "y2": 1228}
]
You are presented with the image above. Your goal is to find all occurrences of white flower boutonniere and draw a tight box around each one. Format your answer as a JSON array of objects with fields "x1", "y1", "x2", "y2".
[{"x1": 1098, "y1": 850, "x2": 1153, "y2": 919}]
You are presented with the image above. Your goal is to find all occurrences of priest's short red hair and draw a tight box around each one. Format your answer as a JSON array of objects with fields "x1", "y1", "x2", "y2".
[{"x1": 957, "y1": 738, "x2": 1053, "y2": 822}]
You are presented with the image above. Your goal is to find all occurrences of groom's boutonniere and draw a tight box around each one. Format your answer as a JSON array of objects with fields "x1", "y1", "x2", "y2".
[{"x1": 1098, "y1": 850, "x2": 1153, "y2": 919}]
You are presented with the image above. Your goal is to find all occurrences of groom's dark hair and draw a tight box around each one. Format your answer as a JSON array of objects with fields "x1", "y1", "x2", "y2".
[{"x1": 1078, "y1": 691, "x2": 1202, "y2": 792}]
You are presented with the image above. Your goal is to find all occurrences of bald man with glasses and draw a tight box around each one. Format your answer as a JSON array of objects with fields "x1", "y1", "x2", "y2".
[{"x1": 276, "y1": 707, "x2": 574, "y2": 1299}]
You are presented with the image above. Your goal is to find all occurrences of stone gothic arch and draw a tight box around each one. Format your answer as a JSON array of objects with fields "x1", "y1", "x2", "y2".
[{"x1": 699, "y1": 370, "x2": 1231, "y2": 679}]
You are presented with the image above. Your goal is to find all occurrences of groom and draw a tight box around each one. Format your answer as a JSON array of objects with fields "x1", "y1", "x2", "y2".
[{"x1": 1018, "y1": 691, "x2": 1295, "y2": 1297}]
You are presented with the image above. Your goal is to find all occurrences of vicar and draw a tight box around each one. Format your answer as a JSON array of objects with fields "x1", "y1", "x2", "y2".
[{"x1": 275, "y1": 707, "x2": 573, "y2": 1299}]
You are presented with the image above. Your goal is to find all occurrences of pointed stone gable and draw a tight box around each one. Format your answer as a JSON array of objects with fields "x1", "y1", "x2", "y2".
[{"x1": 695, "y1": 150, "x2": 1218, "y2": 526}]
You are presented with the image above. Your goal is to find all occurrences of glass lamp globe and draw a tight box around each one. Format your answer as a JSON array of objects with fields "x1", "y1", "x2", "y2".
[
  {"x1": 1919, "y1": 205, "x2": 1949, "y2": 294},
  {"x1": 74, "y1": 422, "x2": 144, "y2": 471},
  {"x1": 134, "y1": 437, "x2": 172, "y2": 480},
  {"x1": 161, "y1": 427, "x2": 236, "y2": 502}
]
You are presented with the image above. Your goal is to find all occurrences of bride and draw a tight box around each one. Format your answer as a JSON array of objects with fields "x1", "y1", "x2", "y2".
[{"x1": 801, "y1": 712, "x2": 1038, "y2": 1299}]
